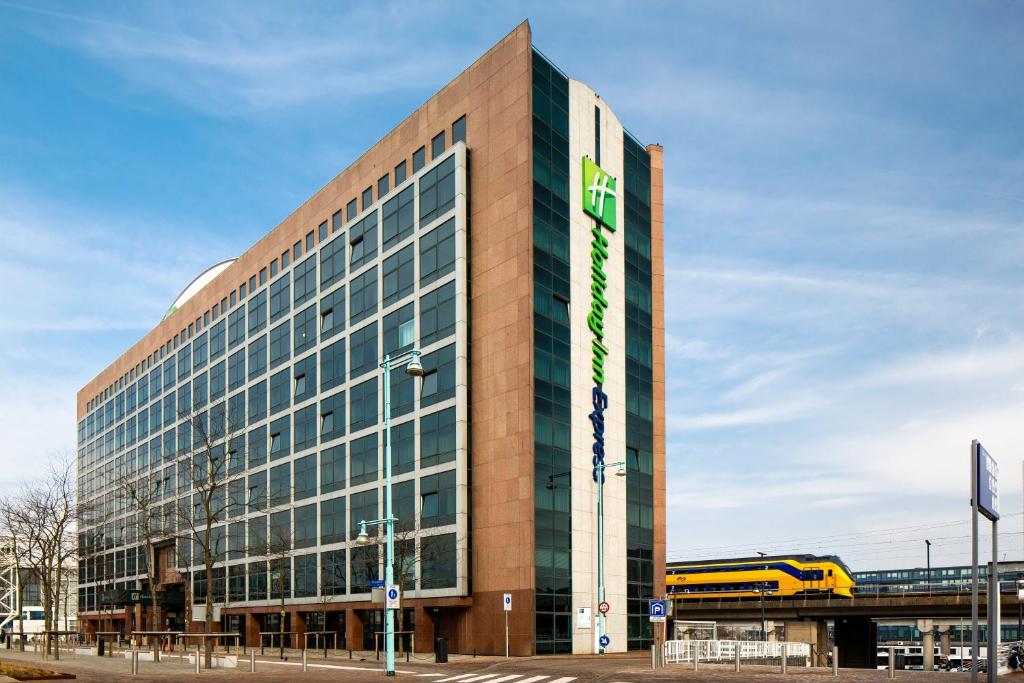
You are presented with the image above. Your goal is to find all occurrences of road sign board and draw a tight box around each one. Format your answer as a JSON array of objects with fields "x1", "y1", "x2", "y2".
[
  {"x1": 643, "y1": 598, "x2": 667, "y2": 618},
  {"x1": 385, "y1": 585, "x2": 401, "y2": 610},
  {"x1": 598, "y1": 601, "x2": 610, "y2": 614},
  {"x1": 369, "y1": 579, "x2": 385, "y2": 588},
  {"x1": 599, "y1": 634, "x2": 611, "y2": 648},
  {"x1": 576, "y1": 607, "x2": 592, "y2": 629},
  {"x1": 503, "y1": 593, "x2": 512, "y2": 611},
  {"x1": 974, "y1": 441, "x2": 1000, "y2": 521}
]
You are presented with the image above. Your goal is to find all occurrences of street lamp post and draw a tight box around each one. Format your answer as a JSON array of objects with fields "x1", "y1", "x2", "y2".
[
  {"x1": 356, "y1": 349, "x2": 423, "y2": 676},
  {"x1": 926, "y1": 540, "x2": 932, "y2": 595},
  {"x1": 1017, "y1": 576, "x2": 1024, "y2": 642},
  {"x1": 595, "y1": 460, "x2": 626, "y2": 654}
]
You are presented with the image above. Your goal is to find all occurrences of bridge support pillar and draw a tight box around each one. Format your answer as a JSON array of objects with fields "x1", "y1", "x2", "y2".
[
  {"x1": 917, "y1": 619, "x2": 934, "y2": 671},
  {"x1": 938, "y1": 625, "x2": 951, "y2": 658},
  {"x1": 835, "y1": 617, "x2": 877, "y2": 669},
  {"x1": 783, "y1": 619, "x2": 830, "y2": 667}
]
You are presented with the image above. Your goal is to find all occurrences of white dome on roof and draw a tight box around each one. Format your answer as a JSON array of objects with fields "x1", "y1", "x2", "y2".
[{"x1": 163, "y1": 259, "x2": 236, "y2": 319}]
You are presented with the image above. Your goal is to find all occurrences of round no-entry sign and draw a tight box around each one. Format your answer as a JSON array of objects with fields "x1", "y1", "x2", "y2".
[{"x1": 598, "y1": 601, "x2": 610, "y2": 614}]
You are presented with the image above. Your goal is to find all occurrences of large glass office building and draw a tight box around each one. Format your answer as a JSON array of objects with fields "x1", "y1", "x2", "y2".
[{"x1": 75, "y1": 22, "x2": 665, "y2": 655}]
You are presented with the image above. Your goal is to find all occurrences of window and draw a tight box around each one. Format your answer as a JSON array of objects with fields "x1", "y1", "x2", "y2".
[
  {"x1": 361, "y1": 186, "x2": 373, "y2": 211},
  {"x1": 270, "y1": 260, "x2": 278, "y2": 278},
  {"x1": 320, "y1": 496, "x2": 345, "y2": 544},
  {"x1": 209, "y1": 320, "x2": 226, "y2": 360},
  {"x1": 294, "y1": 454, "x2": 316, "y2": 500},
  {"x1": 392, "y1": 420, "x2": 415, "y2": 476},
  {"x1": 419, "y1": 217, "x2": 456, "y2": 286},
  {"x1": 422, "y1": 346, "x2": 455, "y2": 410},
  {"x1": 419, "y1": 156, "x2": 456, "y2": 225},
  {"x1": 320, "y1": 338, "x2": 346, "y2": 392},
  {"x1": 420, "y1": 281, "x2": 456, "y2": 346},
  {"x1": 320, "y1": 444, "x2": 346, "y2": 494},
  {"x1": 349, "y1": 433, "x2": 377, "y2": 486},
  {"x1": 293, "y1": 354, "x2": 317, "y2": 404},
  {"x1": 192, "y1": 372, "x2": 208, "y2": 408},
  {"x1": 412, "y1": 146, "x2": 425, "y2": 172},
  {"x1": 382, "y1": 244, "x2": 415, "y2": 307},
  {"x1": 332, "y1": 211, "x2": 342, "y2": 234},
  {"x1": 229, "y1": 349, "x2": 245, "y2": 390},
  {"x1": 248, "y1": 471, "x2": 267, "y2": 512},
  {"x1": 229, "y1": 475, "x2": 246, "y2": 519},
  {"x1": 248, "y1": 425, "x2": 267, "y2": 468},
  {"x1": 431, "y1": 130, "x2": 445, "y2": 158},
  {"x1": 247, "y1": 560, "x2": 267, "y2": 600},
  {"x1": 248, "y1": 289, "x2": 267, "y2": 336},
  {"x1": 269, "y1": 416, "x2": 290, "y2": 460},
  {"x1": 383, "y1": 303, "x2": 415, "y2": 356},
  {"x1": 291, "y1": 305, "x2": 316, "y2": 356},
  {"x1": 270, "y1": 462, "x2": 290, "y2": 506},
  {"x1": 319, "y1": 221, "x2": 328, "y2": 242},
  {"x1": 349, "y1": 212, "x2": 378, "y2": 270},
  {"x1": 452, "y1": 115, "x2": 466, "y2": 144},
  {"x1": 177, "y1": 345, "x2": 191, "y2": 381},
  {"x1": 293, "y1": 552, "x2": 317, "y2": 595},
  {"x1": 293, "y1": 255, "x2": 316, "y2": 307},
  {"x1": 349, "y1": 267, "x2": 377, "y2": 326},
  {"x1": 420, "y1": 469, "x2": 456, "y2": 527},
  {"x1": 269, "y1": 369, "x2": 290, "y2": 415},
  {"x1": 269, "y1": 276, "x2": 290, "y2": 323},
  {"x1": 228, "y1": 392, "x2": 246, "y2": 432},
  {"x1": 177, "y1": 382, "x2": 191, "y2": 414},
  {"x1": 349, "y1": 377, "x2": 377, "y2": 432},
  {"x1": 269, "y1": 321, "x2": 291, "y2": 369},
  {"x1": 321, "y1": 549, "x2": 346, "y2": 595},
  {"x1": 394, "y1": 160, "x2": 407, "y2": 185},
  {"x1": 320, "y1": 286, "x2": 345, "y2": 340},
  {"x1": 421, "y1": 533, "x2": 457, "y2": 588},
  {"x1": 163, "y1": 355, "x2": 176, "y2": 389},
  {"x1": 377, "y1": 174, "x2": 389, "y2": 198},
  {"x1": 247, "y1": 334, "x2": 267, "y2": 380},
  {"x1": 247, "y1": 380, "x2": 267, "y2": 422},
  {"x1": 350, "y1": 489, "x2": 378, "y2": 539},
  {"x1": 209, "y1": 361, "x2": 226, "y2": 400},
  {"x1": 346, "y1": 198, "x2": 357, "y2": 222},
  {"x1": 193, "y1": 333, "x2": 209, "y2": 371},
  {"x1": 320, "y1": 235, "x2": 345, "y2": 290},
  {"x1": 350, "y1": 545, "x2": 378, "y2": 594},
  {"x1": 349, "y1": 322, "x2": 378, "y2": 380},
  {"x1": 228, "y1": 307, "x2": 245, "y2": 348},
  {"x1": 320, "y1": 391, "x2": 346, "y2": 443},
  {"x1": 382, "y1": 185, "x2": 415, "y2": 251},
  {"x1": 420, "y1": 407, "x2": 456, "y2": 468},
  {"x1": 294, "y1": 404, "x2": 317, "y2": 452},
  {"x1": 389, "y1": 364, "x2": 415, "y2": 418}
]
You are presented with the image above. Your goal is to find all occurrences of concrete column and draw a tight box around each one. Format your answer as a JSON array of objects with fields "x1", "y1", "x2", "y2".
[
  {"x1": 817, "y1": 621, "x2": 831, "y2": 667},
  {"x1": 345, "y1": 609, "x2": 363, "y2": 651},
  {"x1": 414, "y1": 607, "x2": 436, "y2": 654},
  {"x1": 244, "y1": 613, "x2": 260, "y2": 648},
  {"x1": 293, "y1": 610, "x2": 306, "y2": 650},
  {"x1": 938, "y1": 625, "x2": 952, "y2": 657},
  {"x1": 917, "y1": 619, "x2": 934, "y2": 671}
]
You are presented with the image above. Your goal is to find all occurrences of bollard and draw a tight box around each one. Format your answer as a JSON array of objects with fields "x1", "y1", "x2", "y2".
[
  {"x1": 692, "y1": 645, "x2": 699, "y2": 671},
  {"x1": 194, "y1": 645, "x2": 201, "y2": 674},
  {"x1": 131, "y1": 649, "x2": 139, "y2": 675},
  {"x1": 782, "y1": 643, "x2": 788, "y2": 674},
  {"x1": 302, "y1": 649, "x2": 307, "y2": 672},
  {"x1": 249, "y1": 651, "x2": 256, "y2": 672},
  {"x1": 651, "y1": 644, "x2": 655, "y2": 670},
  {"x1": 832, "y1": 646, "x2": 839, "y2": 677},
  {"x1": 887, "y1": 646, "x2": 895, "y2": 679},
  {"x1": 735, "y1": 646, "x2": 741, "y2": 672}
]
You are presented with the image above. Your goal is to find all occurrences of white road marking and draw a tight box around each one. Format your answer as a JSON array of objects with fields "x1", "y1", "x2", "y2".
[
  {"x1": 435, "y1": 675, "x2": 486, "y2": 682},
  {"x1": 487, "y1": 676, "x2": 525, "y2": 683},
  {"x1": 547, "y1": 678, "x2": 577, "y2": 683},
  {"x1": 514, "y1": 677, "x2": 551, "y2": 683},
  {"x1": 460, "y1": 675, "x2": 503, "y2": 683}
]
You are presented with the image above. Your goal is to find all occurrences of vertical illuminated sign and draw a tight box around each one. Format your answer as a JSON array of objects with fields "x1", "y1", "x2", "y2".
[{"x1": 584, "y1": 157, "x2": 617, "y2": 482}]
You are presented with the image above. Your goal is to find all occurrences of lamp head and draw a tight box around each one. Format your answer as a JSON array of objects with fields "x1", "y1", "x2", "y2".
[
  {"x1": 405, "y1": 354, "x2": 424, "y2": 377},
  {"x1": 356, "y1": 521, "x2": 369, "y2": 545},
  {"x1": 615, "y1": 464, "x2": 626, "y2": 478}
]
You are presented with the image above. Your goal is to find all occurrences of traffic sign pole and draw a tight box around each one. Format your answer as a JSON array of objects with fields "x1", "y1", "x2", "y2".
[{"x1": 503, "y1": 593, "x2": 511, "y2": 658}]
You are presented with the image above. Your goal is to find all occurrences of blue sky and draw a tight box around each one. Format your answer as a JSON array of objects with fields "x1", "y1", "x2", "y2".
[{"x1": 1, "y1": 1, "x2": 1022, "y2": 571}]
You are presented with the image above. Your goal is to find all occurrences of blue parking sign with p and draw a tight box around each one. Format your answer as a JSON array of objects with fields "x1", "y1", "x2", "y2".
[{"x1": 649, "y1": 600, "x2": 666, "y2": 617}]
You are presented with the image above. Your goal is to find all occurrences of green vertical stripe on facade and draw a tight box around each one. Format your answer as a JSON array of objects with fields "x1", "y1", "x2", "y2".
[
  {"x1": 623, "y1": 133, "x2": 654, "y2": 651},
  {"x1": 531, "y1": 49, "x2": 573, "y2": 655}
]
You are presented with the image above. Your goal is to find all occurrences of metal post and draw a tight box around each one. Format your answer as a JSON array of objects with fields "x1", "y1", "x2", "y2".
[
  {"x1": 832, "y1": 646, "x2": 838, "y2": 677},
  {"x1": 382, "y1": 354, "x2": 396, "y2": 677},
  {"x1": 504, "y1": 610, "x2": 509, "y2": 658},
  {"x1": 692, "y1": 645, "x2": 698, "y2": 671},
  {"x1": 989, "y1": 529, "x2": 999, "y2": 683},
  {"x1": 760, "y1": 587, "x2": 768, "y2": 641},
  {"x1": 651, "y1": 644, "x2": 655, "y2": 670},
  {"x1": 597, "y1": 460, "x2": 605, "y2": 654},
  {"x1": 781, "y1": 643, "x2": 788, "y2": 674},
  {"x1": 887, "y1": 646, "x2": 895, "y2": 679},
  {"x1": 194, "y1": 645, "x2": 201, "y2": 673},
  {"x1": 926, "y1": 540, "x2": 932, "y2": 595},
  {"x1": 131, "y1": 649, "x2": 138, "y2": 675},
  {"x1": 249, "y1": 651, "x2": 255, "y2": 672},
  {"x1": 302, "y1": 648, "x2": 307, "y2": 672},
  {"x1": 972, "y1": 441, "x2": 980, "y2": 683},
  {"x1": 734, "y1": 646, "x2": 741, "y2": 672}
]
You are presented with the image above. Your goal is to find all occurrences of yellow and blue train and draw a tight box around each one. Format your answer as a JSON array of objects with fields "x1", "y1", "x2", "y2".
[{"x1": 667, "y1": 554, "x2": 856, "y2": 600}]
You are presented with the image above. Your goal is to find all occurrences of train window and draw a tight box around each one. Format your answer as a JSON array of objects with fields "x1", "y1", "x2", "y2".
[{"x1": 828, "y1": 569, "x2": 833, "y2": 576}]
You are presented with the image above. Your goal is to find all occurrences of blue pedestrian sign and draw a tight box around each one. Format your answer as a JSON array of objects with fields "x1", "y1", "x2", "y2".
[
  {"x1": 385, "y1": 585, "x2": 401, "y2": 609},
  {"x1": 369, "y1": 579, "x2": 385, "y2": 588},
  {"x1": 599, "y1": 634, "x2": 611, "y2": 648}
]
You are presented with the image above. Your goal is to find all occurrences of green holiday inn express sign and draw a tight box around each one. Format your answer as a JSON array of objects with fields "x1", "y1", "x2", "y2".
[{"x1": 584, "y1": 155, "x2": 616, "y2": 483}]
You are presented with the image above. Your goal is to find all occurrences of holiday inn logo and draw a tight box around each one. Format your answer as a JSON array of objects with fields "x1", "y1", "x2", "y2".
[{"x1": 582, "y1": 157, "x2": 617, "y2": 231}]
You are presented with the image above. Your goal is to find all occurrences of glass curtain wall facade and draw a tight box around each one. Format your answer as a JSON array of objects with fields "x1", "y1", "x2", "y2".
[
  {"x1": 531, "y1": 50, "x2": 574, "y2": 655},
  {"x1": 623, "y1": 135, "x2": 655, "y2": 650}
]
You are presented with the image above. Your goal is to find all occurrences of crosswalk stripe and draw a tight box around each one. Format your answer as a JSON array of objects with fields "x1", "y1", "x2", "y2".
[
  {"x1": 461, "y1": 676, "x2": 503, "y2": 683},
  {"x1": 514, "y1": 677, "x2": 550, "y2": 683},
  {"x1": 435, "y1": 675, "x2": 486, "y2": 683},
  {"x1": 417, "y1": 676, "x2": 447, "y2": 679},
  {"x1": 547, "y1": 678, "x2": 576, "y2": 683},
  {"x1": 487, "y1": 676, "x2": 525, "y2": 683}
]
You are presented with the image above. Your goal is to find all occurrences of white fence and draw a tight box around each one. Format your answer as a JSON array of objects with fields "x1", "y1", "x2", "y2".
[{"x1": 664, "y1": 639, "x2": 811, "y2": 663}]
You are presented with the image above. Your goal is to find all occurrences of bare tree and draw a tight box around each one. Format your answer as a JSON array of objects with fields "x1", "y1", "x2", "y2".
[{"x1": 174, "y1": 405, "x2": 233, "y2": 668}]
